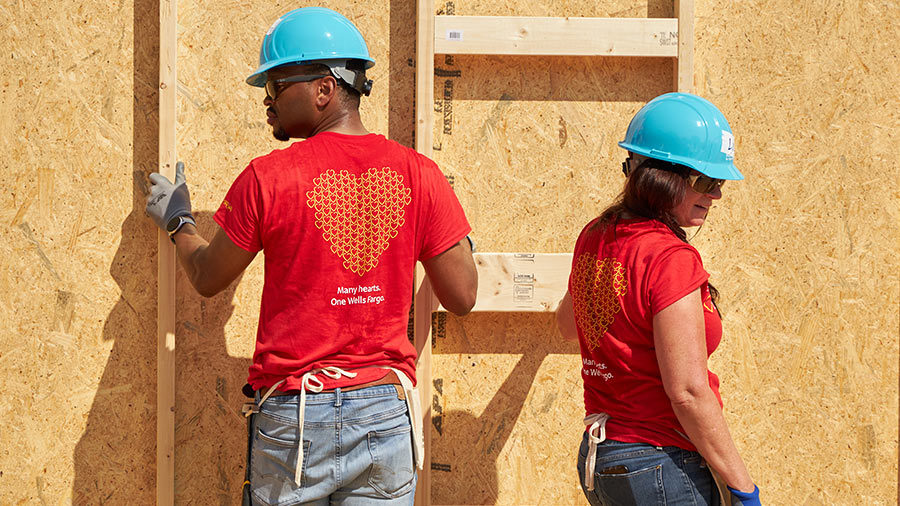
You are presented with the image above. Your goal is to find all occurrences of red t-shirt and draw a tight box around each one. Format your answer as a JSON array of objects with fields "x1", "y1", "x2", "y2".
[
  {"x1": 569, "y1": 218, "x2": 723, "y2": 451},
  {"x1": 214, "y1": 132, "x2": 470, "y2": 391}
]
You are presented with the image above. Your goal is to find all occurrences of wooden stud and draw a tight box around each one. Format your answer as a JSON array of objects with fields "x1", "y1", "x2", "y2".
[
  {"x1": 413, "y1": 265, "x2": 438, "y2": 506},
  {"x1": 157, "y1": 0, "x2": 176, "y2": 504},
  {"x1": 415, "y1": 0, "x2": 435, "y2": 504},
  {"x1": 416, "y1": 0, "x2": 435, "y2": 157},
  {"x1": 675, "y1": 0, "x2": 694, "y2": 92},
  {"x1": 435, "y1": 16, "x2": 678, "y2": 57}
]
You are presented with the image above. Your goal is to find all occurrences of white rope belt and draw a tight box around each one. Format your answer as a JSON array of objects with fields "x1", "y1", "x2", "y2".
[
  {"x1": 583, "y1": 412, "x2": 610, "y2": 492},
  {"x1": 246, "y1": 366, "x2": 423, "y2": 486}
]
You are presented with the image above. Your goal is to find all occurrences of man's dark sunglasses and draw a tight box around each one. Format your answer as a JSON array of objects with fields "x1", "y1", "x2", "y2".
[{"x1": 265, "y1": 74, "x2": 329, "y2": 100}]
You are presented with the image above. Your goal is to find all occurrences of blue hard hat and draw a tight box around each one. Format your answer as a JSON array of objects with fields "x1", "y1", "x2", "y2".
[
  {"x1": 247, "y1": 7, "x2": 375, "y2": 90},
  {"x1": 618, "y1": 92, "x2": 743, "y2": 180}
]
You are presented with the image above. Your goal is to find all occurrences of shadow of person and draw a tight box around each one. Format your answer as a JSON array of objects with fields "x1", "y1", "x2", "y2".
[
  {"x1": 72, "y1": 209, "x2": 251, "y2": 505},
  {"x1": 170, "y1": 214, "x2": 251, "y2": 505},
  {"x1": 429, "y1": 312, "x2": 581, "y2": 505}
]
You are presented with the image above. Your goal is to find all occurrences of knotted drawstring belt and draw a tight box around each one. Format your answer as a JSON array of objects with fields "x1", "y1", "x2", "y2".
[{"x1": 583, "y1": 412, "x2": 610, "y2": 491}]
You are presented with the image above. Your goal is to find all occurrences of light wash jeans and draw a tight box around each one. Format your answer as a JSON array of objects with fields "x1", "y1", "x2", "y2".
[
  {"x1": 577, "y1": 432, "x2": 720, "y2": 506},
  {"x1": 249, "y1": 384, "x2": 416, "y2": 505}
]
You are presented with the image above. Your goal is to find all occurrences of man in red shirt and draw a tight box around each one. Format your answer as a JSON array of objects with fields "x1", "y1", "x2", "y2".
[{"x1": 146, "y1": 7, "x2": 476, "y2": 504}]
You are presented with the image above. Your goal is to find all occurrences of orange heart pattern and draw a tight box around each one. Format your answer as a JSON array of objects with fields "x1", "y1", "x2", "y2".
[
  {"x1": 570, "y1": 253, "x2": 628, "y2": 350},
  {"x1": 306, "y1": 167, "x2": 412, "y2": 276}
]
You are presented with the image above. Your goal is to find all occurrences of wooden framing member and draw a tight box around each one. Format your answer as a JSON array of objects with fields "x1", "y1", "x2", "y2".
[
  {"x1": 674, "y1": 0, "x2": 694, "y2": 92},
  {"x1": 157, "y1": 0, "x2": 177, "y2": 504},
  {"x1": 414, "y1": 3, "x2": 694, "y2": 505},
  {"x1": 434, "y1": 16, "x2": 678, "y2": 57},
  {"x1": 426, "y1": 253, "x2": 572, "y2": 313},
  {"x1": 413, "y1": 0, "x2": 436, "y2": 504}
]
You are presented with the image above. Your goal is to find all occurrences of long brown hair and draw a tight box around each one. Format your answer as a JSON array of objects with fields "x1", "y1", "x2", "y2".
[{"x1": 596, "y1": 158, "x2": 720, "y2": 305}]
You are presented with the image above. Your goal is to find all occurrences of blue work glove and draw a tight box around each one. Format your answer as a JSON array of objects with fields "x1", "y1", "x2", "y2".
[
  {"x1": 728, "y1": 484, "x2": 761, "y2": 506},
  {"x1": 146, "y1": 161, "x2": 193, "y2": 232}
]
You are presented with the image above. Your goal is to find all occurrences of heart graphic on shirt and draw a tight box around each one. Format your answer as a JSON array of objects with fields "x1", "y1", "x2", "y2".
[
  {"x1": 306, "y1": 167, "x2": 412, "y2": 275},
  {"x1": 570, "y1": 253, "x2": 628, "y2": 350}
]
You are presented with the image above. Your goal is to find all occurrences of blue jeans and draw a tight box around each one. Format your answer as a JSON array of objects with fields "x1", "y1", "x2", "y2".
[
  {"x1": 249, "y1": 385, "x2": 416, "y2": 505},
  {"x1": 577, "y1": 432, "x2": 720, "y2": 506}
]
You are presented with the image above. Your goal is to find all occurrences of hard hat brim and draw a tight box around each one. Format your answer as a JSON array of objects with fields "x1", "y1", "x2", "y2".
[
  {"x1": 246, "y1": 56, "x2": 375, "y2": 87},
  {"x1": 618, "y1": 141, "x2": 744, "y2": 181}
]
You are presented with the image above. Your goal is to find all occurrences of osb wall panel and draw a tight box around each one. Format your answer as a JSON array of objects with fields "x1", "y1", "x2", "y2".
[
  {"x1": 2, "y1": 0, "x2": 897, "y2": 504},
  {"x1": 1, "y1": 0, "x2": 159, "y2": 503},
  {"x1": 690, "y1": 1, "x2": 899, "y2": 504},
  {"x1": 430, "y1": 1, "x2": 898, "y2": 505}
]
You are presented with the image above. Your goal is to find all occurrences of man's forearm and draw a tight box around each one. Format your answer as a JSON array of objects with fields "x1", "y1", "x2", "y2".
[{"x1": 171, "y1": 224, "x2": 213, "y2": 296}]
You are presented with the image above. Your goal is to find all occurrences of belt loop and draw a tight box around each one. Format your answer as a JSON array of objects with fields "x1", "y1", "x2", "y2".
[{"x1": 334, "y1": 387, "x2": 343, "y2": 407}]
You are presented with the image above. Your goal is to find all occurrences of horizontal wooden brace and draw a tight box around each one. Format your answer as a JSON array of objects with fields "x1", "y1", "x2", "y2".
[
  {"x1": 434, "y1": 16, "x2": 678, "y2": 57},
  {"x1": 432, "y1": 252, "x2": 572, "y2": 313}
]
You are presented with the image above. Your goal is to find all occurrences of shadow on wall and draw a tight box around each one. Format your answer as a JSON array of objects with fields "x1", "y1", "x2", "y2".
[
  {"x1": 71, "y1": 0, "x2": 160, "y2": 501},
  {"x1": 430, "y1": 313, "x2": 581, "y2": 505},
  {"x1": 73, "y1": 0, "x2": 251, "y2": 502}
]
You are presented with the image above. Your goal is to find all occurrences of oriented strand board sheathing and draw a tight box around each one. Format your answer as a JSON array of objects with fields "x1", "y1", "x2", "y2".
[
  {"x1": 1, "y1": 0, "x2": 897, "y2": 504},
  {"x1": 688, "y1": 1, "x2": 900, "y2": 503},
  {"x1": 426, "y1": 0, "x2": 898, "y2": 504},
  {"x1": 0, "y1": 0, "x2": 160, "y2": 503},
  {"x1": 431, "y1": 313, "x2": 583, "y2": 504}
]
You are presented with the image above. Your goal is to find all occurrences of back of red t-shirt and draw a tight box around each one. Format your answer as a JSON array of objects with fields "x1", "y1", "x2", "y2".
[
  {"x1": 214, "y1": 132, "x2": 470, "y2": 390},
  {"x1": 569, "y1": 218, "x2": 722, "y2": 451}
]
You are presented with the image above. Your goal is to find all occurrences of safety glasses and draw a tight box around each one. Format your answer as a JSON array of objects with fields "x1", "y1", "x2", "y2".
[
  {"x1": 265, "y1": 74, "x2": 329, "y2": 100},
  {"x1": 686, "y1": 173, "x2": 726, "y2": 194}
]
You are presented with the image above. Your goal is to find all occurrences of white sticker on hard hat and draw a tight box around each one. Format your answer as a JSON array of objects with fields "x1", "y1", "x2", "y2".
[
  {"x1": 266, "y1": 17, "x2": 284, "y2": 36},
  {"x1": 720, "y1": 131, "x2": 735, "y2": 160}
]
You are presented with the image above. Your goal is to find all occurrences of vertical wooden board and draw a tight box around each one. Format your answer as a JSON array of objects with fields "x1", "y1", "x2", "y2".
[
  {"x1": 158, "y1": 0, "x2": 177, "y2": 503},
  {"x1": 0, "y1": 0, "x2": 160, "y2": 504},
  {"x1": 173, "y1": 0, "x2": 417, "y2": 502},
  {"x1": 690, "y1": 1, "x2": 900, "y2": 503}
]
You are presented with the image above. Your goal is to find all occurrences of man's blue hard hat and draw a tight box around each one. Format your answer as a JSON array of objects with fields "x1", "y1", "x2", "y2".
[
  {"x1": 247, "y1": 7, "x2": 375, "y2": 91},
  {"x1": 619, "y1": 92, "x2": 743, "y2": 180}
]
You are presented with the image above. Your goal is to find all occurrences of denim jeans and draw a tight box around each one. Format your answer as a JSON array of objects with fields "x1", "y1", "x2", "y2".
[
  {"x1": 577, "y1": 432, "x2": 720, "y2": 506},
  {"x1": 249, "y1": 384, "x2": 416, "y2": 505}
]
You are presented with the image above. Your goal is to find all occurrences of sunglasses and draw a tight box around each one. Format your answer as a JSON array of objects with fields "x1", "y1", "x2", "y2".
[
  {"x1": 265, "y1": 74, "x2": 329, "y2": 100},
  {"x1": 686, "y1": 173, "x2": 726, "y2": 194}
]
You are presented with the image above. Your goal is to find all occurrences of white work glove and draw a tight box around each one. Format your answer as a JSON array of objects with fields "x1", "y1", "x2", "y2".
[{"x1": 146, "y1": 161, "x2": 193, "y2": 231}]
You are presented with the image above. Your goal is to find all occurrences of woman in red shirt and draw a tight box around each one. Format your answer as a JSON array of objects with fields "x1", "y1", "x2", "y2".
[{"x1": 557, "y1": 93, "x2": 761, "y2": 505}]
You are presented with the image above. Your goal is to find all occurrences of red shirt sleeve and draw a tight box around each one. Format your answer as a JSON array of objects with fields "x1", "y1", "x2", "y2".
[
  {"x1": 647, "y1": 245, "x2": 709, "y2": 314},
  {"x1": 418, "y1": 161, "x2": 471, "y2": 261},
  {"x1": 214, "y1": 164, "x2": 263, "y2": 252}
]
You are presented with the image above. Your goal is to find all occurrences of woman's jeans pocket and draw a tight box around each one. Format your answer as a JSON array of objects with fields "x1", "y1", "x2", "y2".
[
  {"x1": 577, "y1": 432, "x2": 719, "y2": 506},
  {"x1": 594, "y1": 464, "x2": 664, "y2": 506},
  {"x1": 367, "y1": 423, "x2": 415, "y2": 498}
]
